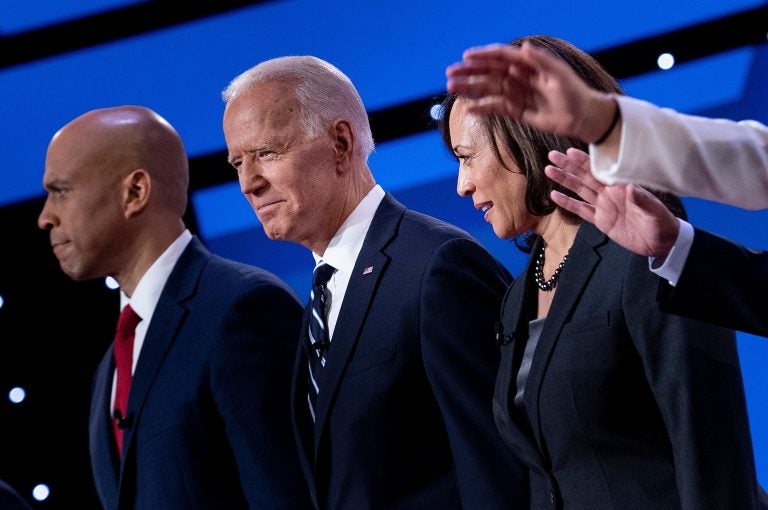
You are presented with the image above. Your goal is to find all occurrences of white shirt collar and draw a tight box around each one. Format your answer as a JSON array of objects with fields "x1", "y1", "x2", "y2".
[
  {"x1": 311, "y1": 185, "x2": 385, "y2": 339},
  {"x1": 119, "y1": 229, "x2": 193, "y2": 321},
  {"x1": 312, "y1": 184, "x2": 385, "y2": 275}
]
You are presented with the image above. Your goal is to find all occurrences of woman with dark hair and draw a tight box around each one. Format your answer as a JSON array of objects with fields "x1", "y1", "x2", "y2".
[{"x1": 440, "y1": 35, "x2": 764, "y2": 510}]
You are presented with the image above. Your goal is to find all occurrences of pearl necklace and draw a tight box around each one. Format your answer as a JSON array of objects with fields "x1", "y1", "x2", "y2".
[{"x1": 534, "y1": 245, "x2": 568, "y2": 292}]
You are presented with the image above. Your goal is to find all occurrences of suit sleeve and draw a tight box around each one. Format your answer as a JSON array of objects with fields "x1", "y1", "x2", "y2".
[
  {"x1": 658, "y1": 227, "x2": 768, "y2": 337},
  {"x1": 591, "y1": 95, "x2": 768, "y2": 210},
  {"x1": 210, "y1": 280, "x2": 311, "y2": 509},
  {"x1": 623, "y1": 253, "x2": 763, "y2": 510},
  {"x1": 420, "y1": 238, "x2": 529, "y2": 510}
]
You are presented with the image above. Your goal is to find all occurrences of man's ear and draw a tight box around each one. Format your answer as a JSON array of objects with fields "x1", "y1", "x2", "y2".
[
  {"x1": 123, "y1": 169, "x2": 150, "y2": 218},
  {"x1": 333, "y1": 120, "x2": 355, "y2": 172}
]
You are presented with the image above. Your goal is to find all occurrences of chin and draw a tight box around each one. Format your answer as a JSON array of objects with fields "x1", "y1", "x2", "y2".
[
  {"x1": 263, "y1": 226, "x2": 291, "y2": 243},
  {"x1": 62, "y1": 267, "x2": 87, "y2": 281},
  {"x1": 491, "y1": 225, "x2": 514, "y2": 240}
]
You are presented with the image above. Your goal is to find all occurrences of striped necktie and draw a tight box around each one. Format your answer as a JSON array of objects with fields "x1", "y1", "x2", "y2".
[{"x1": 307, "y1": 261, "x2": 336, "y2": 422}]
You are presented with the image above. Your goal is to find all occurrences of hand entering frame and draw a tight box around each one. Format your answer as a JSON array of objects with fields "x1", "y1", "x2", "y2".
[{"x1": 545, "y1": 147, "x2": 679, "y2": 260}]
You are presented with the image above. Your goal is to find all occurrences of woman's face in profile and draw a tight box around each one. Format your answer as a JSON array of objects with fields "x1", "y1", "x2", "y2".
[{"x1": 448, "y1": 99, "x2": 536, "y2": 239}]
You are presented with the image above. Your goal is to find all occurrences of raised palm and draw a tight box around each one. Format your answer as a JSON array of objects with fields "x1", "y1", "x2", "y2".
[{"x1": 545, "y1": 148, "x2": 678, "y2": 258}]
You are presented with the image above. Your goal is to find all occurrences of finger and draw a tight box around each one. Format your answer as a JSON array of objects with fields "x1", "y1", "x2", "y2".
[
  {"x1": 462, "y1": 43, "x2": 513, "y2": 61},
  {"x1": 446, "y1": 61, "x2": 467, "y2": 77},
  {"x1": 463, "y1": 96, "x2": 518, "y2": 117},
  {"x1": 627, "y1": 184, "x2": 671, "y2": 218},
  {"x1": 550, "y1": 190, "x2": 596, "y2": 223},
  {"x1": 564, "y1": 147, "x2": 590, "y2": 165},
  {"x1": 446, "y1": 75, "x2": 500, "y2": 97},
  {"x1": 547, "y1": 150, "x2": 575, "y2": 171},
  {"x1": 462, "y1": 45, "x2": 538, "y2": 79},
  {"x1": 545, "y1": 164, "x2": 599, "y2": 204},
  {"x1": 446, "y1": 59, "x2": 510, "y2": 78},
  {"x1": 548, "y1": 148, "x2": 589, "y2": 174},
  {"x1": 626, "y1": 184, "x2": 679, "y2": 258},
  {"x1": 551, "y1": 148, "x2": 607, "y2": 193},
  {"x1": 519, "y1": 41, "x2": 576, "y2": 77},
  {"x1": 505, "y1": 61, "x2": 536, "y2": 86}
]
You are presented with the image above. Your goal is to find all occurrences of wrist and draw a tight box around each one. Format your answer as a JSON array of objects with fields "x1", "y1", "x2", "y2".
[
  {"x1": 653, "y1": 215, "x2": 680, "y2": 260},
  {"x1": 591, "y1": 97, "x2": 620, "y2": 145}
]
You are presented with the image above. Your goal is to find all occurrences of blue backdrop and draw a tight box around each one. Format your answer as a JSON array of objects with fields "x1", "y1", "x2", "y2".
[{"x1": 0, "y1": 0, "x2": 765, "y2": 501}]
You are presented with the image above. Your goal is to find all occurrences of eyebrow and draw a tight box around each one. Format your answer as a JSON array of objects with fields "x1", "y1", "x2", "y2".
[
  {"x1": 227, "y1": 146, "x2": 267, "y2": 165},
  {"x1": 43, "y1": 178, "x2": 65, "y2": 190}
]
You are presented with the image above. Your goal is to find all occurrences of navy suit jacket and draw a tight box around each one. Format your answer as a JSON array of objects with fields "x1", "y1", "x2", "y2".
[
  {"x1": 494, "y1": 223, "x2": 763, "y2": 509},
  {"x1": 290, "y1": 194, "x2": 529, "y2": 510},
  {"x1": 89, "y1": 237, "x2": 310, "y2": 509},
  {"x1": 658, "y1": 227, "x2": 767, "y2": 337}
]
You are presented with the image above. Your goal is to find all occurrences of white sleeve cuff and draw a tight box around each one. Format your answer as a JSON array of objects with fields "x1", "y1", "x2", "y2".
[
  {"x1": 589, "y1": 94, "x2": 624, "y2": 185},
  {"x1": 590, "y1": 145, "x2": 620, "y2": 184},
  {"x1": 649, "y1": 218, "x2": 694, "y2": 286}
]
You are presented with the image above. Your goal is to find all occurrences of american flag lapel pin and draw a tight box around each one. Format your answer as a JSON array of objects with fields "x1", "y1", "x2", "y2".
[{"x1": 363, "y1": 266, "x2": 374, "y2": 275}]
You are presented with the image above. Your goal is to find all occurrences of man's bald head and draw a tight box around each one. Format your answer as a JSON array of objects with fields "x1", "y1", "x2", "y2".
[
  {"x1": 49, "y1": 105, "x2": 189, "y2": 216},
  {"x1": 39, "y1": 106, "x2": 190, "y2": 289}
]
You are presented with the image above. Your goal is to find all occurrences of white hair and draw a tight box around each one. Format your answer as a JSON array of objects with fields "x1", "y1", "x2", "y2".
[{"x1": 222, "y1": 56, "x2": 375, "y2": 160}]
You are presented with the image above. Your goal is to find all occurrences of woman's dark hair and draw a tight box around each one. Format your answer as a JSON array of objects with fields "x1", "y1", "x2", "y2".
[{"x1": 439, "y1": 35, "x2": 685, "y2": 249}]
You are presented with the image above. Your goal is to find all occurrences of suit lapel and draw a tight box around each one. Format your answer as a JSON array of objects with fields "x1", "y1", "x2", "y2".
[
  {"x1": 118, "y1": 238, "x2": 207, "y2": 469},
  {"x1": 523, "y1": 224, "x2": 606, "y2": 448},
  {"x1": 291, "y1": 305, "x2": 320, "y2": 507},
  {"x1": 89, "y1": 349, "x2": 121, "y2": 507},
  {"x1": 493, "y1": 271, "x2": 548, "y2": 468},
  {"x1": 312, "y1": 195, "x2": 401, "y2": 456}
]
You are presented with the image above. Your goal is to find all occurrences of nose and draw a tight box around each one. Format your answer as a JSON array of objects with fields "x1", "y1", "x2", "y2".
[
  {"x1": 238, "y1": 161, "x2": 268, "y2": 196},
  {"x1": 456, "y1": 166, "x2": 475, "y2": 197},
  {"x1": 37, "y1": 199, "x2": 56, "y2": 231}
]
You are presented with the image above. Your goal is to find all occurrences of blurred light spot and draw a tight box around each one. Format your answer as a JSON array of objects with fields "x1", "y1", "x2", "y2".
[
  {"x1": 657, "y1": 52, "x2": 675, "y2": 70},
  {"x1": 105, "y1": 276, "x2": 120, "y2": 290},
  {"x1": 0, "y1": 294, "x2": 4, "y2": 309},
  {"x1": 430, "y1": 104, "x2": 443, "y2": 121},
  {"x1": 32, "y1": 484, "x2": 50, "y2": 501},
  {"x1": 9, "y1": 387, "x2": 26, "y2": 404}
]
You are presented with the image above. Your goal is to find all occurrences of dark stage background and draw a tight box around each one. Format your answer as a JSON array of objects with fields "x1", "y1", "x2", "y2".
[{"x1": 1, "y1": 1, "x2": 766, "y2": 507}]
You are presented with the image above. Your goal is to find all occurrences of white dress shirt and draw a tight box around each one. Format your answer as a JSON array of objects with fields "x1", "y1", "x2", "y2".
[
  {"x1": 312, "y1": 185, "x2": 385, "y2": 340},
  {"x1": 110, "y1": 229, "x2": 192, "y2": 410}
]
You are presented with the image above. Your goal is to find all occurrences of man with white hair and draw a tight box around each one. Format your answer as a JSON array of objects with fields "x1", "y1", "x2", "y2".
[{"x1": 223, "y1": 56, "x2": 529, "y2": 509}]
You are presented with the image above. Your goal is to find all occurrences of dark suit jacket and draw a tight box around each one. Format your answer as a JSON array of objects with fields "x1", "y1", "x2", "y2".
[
  {"x1": 291, "y1": 194, "x2": 529, "y2": 510},
  {"x1": 494, "y1": 223, "x2": 763, "y2": 510},
  {"x1": 658, "y1": 227, "x2": 767, "y2": 337},
  {"x1": 89, "y1": 237, "x2": 310, "y2": 509}
]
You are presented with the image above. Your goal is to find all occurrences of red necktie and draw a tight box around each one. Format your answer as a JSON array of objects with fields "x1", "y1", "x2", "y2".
[{"x1": 112, "y1": 304, "x2": 141, "y2": 456}]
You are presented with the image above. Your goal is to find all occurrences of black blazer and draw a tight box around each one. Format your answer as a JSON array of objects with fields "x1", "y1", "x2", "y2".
[
  {"x1": 658, "y1": 227, "x2": 767, "y2": 337},
  {"x1": 89, "y1": 237, "x2": 310, "y2": 509},
  {"x1": 494, "y1": 223, "x2": 763, "y2": 509},
  {"x1": 291, "y1": 194, "x2": 529, "y2": 510}
]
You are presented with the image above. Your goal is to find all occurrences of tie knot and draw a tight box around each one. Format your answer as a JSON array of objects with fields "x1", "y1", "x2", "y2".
[
  {"x1": 312, "y1": 262, "x2": 336, "y2": 288},
  {"x1": 116, "y1": 304, "x2": 141, "y2": 337}
]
